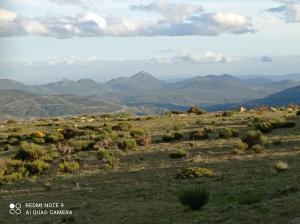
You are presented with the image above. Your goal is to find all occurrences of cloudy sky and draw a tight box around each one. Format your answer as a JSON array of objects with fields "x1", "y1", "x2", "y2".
[{"x1": 0, "y1": 0, "x2": 299, "y2": 83}]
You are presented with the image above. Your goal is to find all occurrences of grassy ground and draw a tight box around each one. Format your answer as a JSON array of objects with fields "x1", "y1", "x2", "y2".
[{"x1": 0, "y1": 109, "x2": 300, "y2": 224}]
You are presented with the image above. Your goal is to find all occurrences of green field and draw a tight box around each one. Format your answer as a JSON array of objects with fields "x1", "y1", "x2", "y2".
[{"x1": 0, "y1": 108, "x2": 300, "y2": 224}]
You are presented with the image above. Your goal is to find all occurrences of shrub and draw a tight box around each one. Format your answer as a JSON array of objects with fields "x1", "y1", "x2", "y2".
[
  {"x1": 15, "y1": 142, "x2": 47, "y2": 161},
  {"x1": 118, "y1": 139, "x2": 137, "y2": 151},
  {"x1": 62, "y1": 127, "x2": 79, "y2": 139},
  {"x1": 59, "y1": 161, "x2": 79, "y2": 173},
  {"x1": 6, "y1": 119, "x2": 17, "y2": 124},
  {"x1": 187, "y1": 107, "x2": 206, "y2": 115},
  {"x1": 178, "y1": 186, "x2": 209, "y2": 210},
  {"x1": 130, "y1": 129, "x2": 145, "y2": 138},
  {"x1": 176, "y1": 167, "x2": 214, "y2": 179},
  {"x1": 255, "y1": 122, "x2": 273, "y2": 133},
  {"x1": 162, "y1": 134, "x2": 175, "y2": 142},
  {"x1": 204, "y1": 127, "x2": 214, "y2": 134},
  {"x1": 233, "y1": 140, "x2": 247, "y2": 154},
  {"x1": 2, "y1": 144, "x2": 13, "y2": 151},
  {"x1": 297, "y1": 110, "x2": 300, "y2": 116},
  {"x1": 242, "y1": 131, "x2": 267, "y2": 149},
  {"x1": 31, "y1": 132, "x2": 45, "y2": 138},
  {"x1": 45, "y1": 133, "x2": 64, "y2": 143},
  {"x1": 222, "y1": 111, "x2": 234, "y2": 117},
  {"x1": 189, "y1": 130, "x2": 209, "y2": 140},
  {"x1": 25, "y1": 160, "x2": 50, "y2": 175},
  {"x1": 136, "y1": 134, "x2": 152, "y2": 146},
  {"x1": 112, "y1": 122, "x2": 132, "y2": 131},
  {"x1": 0, "y1": 158, "x2": 28, "y2": 182},
  {"x1": 93, "y1": 137, "x2": 115, "y2": 150},
  {"x1": 97, "y1": 149, "x2": 111, "y2": 161},
  {"x1": 274, "y1": 161, "x2": 288, "y2": 172},
  {"x1": 219, "y1": 128, "x2": 239, "y2": 139},
  {"x1": 173, "y1": 132, "x2": 184, "y2": 140},
  {"x1": 169, "y1": 149, "x2": 187, "y2": 159},
  {"x1": 252, "y1": 144, "x2": 264, "y2": 154},
  {"x1": 68, "y1": 139, "x2": 94, "y2": 151},
  {"x1": 97, "y1": 149, "x2": 118, "y2": 168}
]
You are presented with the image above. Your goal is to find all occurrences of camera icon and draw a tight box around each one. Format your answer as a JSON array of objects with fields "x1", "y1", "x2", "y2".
[{"x1": 9, "y1": 203, "x2": 22, "y2": 215}]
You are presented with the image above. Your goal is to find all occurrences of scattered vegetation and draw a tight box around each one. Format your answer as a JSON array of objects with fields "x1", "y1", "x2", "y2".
[
  {"x1": 176, "y1": 167, "x2": 214, "y2": 179},
  {"x1": 59, "y1": 161, "x2": 80, "y2": 173},
  {"x1": 242, "y1": 130, "x2": 267, "y2": 149},
  {"x1": 169, "y1": 149, "x2": 187, "y2": 159}
]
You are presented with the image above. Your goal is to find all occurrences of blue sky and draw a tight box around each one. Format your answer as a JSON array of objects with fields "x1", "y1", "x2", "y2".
[{"x1": 0, "y1": 0, "x2": 299, "y2": 83}]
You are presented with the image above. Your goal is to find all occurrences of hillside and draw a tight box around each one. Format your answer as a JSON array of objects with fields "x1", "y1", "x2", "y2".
[
  {"x1": 0, "y1": 90, "x2": 125, "y2": 119},
  {"x1": 0, "y1": 108, "x2": 299, "y2": 224}
]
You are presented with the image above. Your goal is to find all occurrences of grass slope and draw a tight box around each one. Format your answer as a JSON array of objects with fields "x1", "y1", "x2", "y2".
[{"x1": 0, "y1": 109, "x2": 300, "y2": 224}]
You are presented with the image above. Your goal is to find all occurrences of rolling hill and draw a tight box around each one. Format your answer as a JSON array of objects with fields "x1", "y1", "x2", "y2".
[{"x1": 0, "y1": 90, "x2": 126, "y2": 119}]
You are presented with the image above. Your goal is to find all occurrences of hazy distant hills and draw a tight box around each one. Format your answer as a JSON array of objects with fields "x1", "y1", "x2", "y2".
[
  {"x1": 0, "y1": 71, "x2": 300, "y2": 118},
  {"x1": 208, "y1": 85, "x2": 300, "y2": 111},
  {"x1": 0, "y1": 90, "x2": 125, "y2": 119}
]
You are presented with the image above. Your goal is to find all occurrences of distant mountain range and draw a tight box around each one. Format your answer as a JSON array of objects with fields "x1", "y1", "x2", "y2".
[
  {"x1": 0, "y1": 71, "x2": 299, "y2": 118},
  {"x1": 207, "y1": 85, "x2": 300, "y2": 111}
]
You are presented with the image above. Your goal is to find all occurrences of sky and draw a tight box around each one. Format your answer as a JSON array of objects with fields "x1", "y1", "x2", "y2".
[{"x1": 0, "y1": 0, "x2": 299, "y2": 84}]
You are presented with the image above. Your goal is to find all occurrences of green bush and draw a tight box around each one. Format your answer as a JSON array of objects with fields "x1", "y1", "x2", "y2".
[
  {"x1": 68, "y1": 139, "x2": 95, "y2": 151},
  {"x1": 130, "y1": 129, "x2": 145, "y2": 138},
  {"x1": 169, "y1": 149, "x2": 187, "y2": 159},
  {"x1": 59, "y1": 161, "x2": 80, "y2": 173},
  {"x1": 255, "y1": 122, "x2": 273, "y2": 133},
  {"x1": 219, "y1": 128, "x2": 239, "y2": 139},
  {"x1": 162, "y1": 134, "x2": 175, "y2": 142},
  {"x1": 252, "y1": 144, "x2": 264, "y2": 154},
  {"x1": 297, "y1": 110, "x2": 300, "y2": 116},
  {"x1": 242, "y1": 131, "x2": 267, "y2": 149},
  {"x1": 189, "y1": 130, "x2": 209, "y2": 140},
  {"x1": 178, "y1": 186, "x2": 209, "y2": 210},
  {"x1": 15, "y1": 142, "x2": 47, "y2": 161},
  {"x1": 97, "y1": 149, "x2": 118, "y2": 168},
  {"x1": 117, "y1": 139, "x2": 137, "y2": 151},
  {"x1": 25, "y1": 160, "x2": 50, "y2": 175},
  {"x1": 173, "y1": 132, "x2": 184, "y2": 140},
  {"x1": 233, "y1": 140, "x2": 248, "y2": 154},
  {"x1": 176, "y1": 167, "x2": 214, "y2": 179},
  {"x1": 0, "y1": 158, "x2": 28, "y2": 182},
  {"x1": 112, "y1": 122, "x2": 132, "y2": 131},
  {"x1": 2, "y1": 144, "x2": 13, "y2": 151},
  {"x1": 45, "y1": 133, "x2": 64, "y2": 143}
]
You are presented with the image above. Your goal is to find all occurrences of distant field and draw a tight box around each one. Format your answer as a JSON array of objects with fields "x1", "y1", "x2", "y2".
[{"x1": 0, "y1": 108, "x2": 300, "y2": 224}]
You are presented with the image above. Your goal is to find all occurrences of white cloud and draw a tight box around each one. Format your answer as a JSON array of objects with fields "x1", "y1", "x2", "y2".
[
  {"x1": 171, "y1": 51, "x2": 232, "y2": 64},
  {"x1": 0, "y1": 6, "x2": 254, "y2": 38},
  {"x1": 269, "y1": 1, "x2": 300, "y2": 22},
  {"x1": 131, "y1": 1, "x2": 203, "y2": 23},
  {"x1": 50, "y1": 0, "x2": 86, "y2": 6}
]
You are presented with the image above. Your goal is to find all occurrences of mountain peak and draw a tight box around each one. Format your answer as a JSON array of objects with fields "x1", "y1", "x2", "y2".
[{"x1": 131, "y1": 71, "x2": 156, "y2": 80}]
